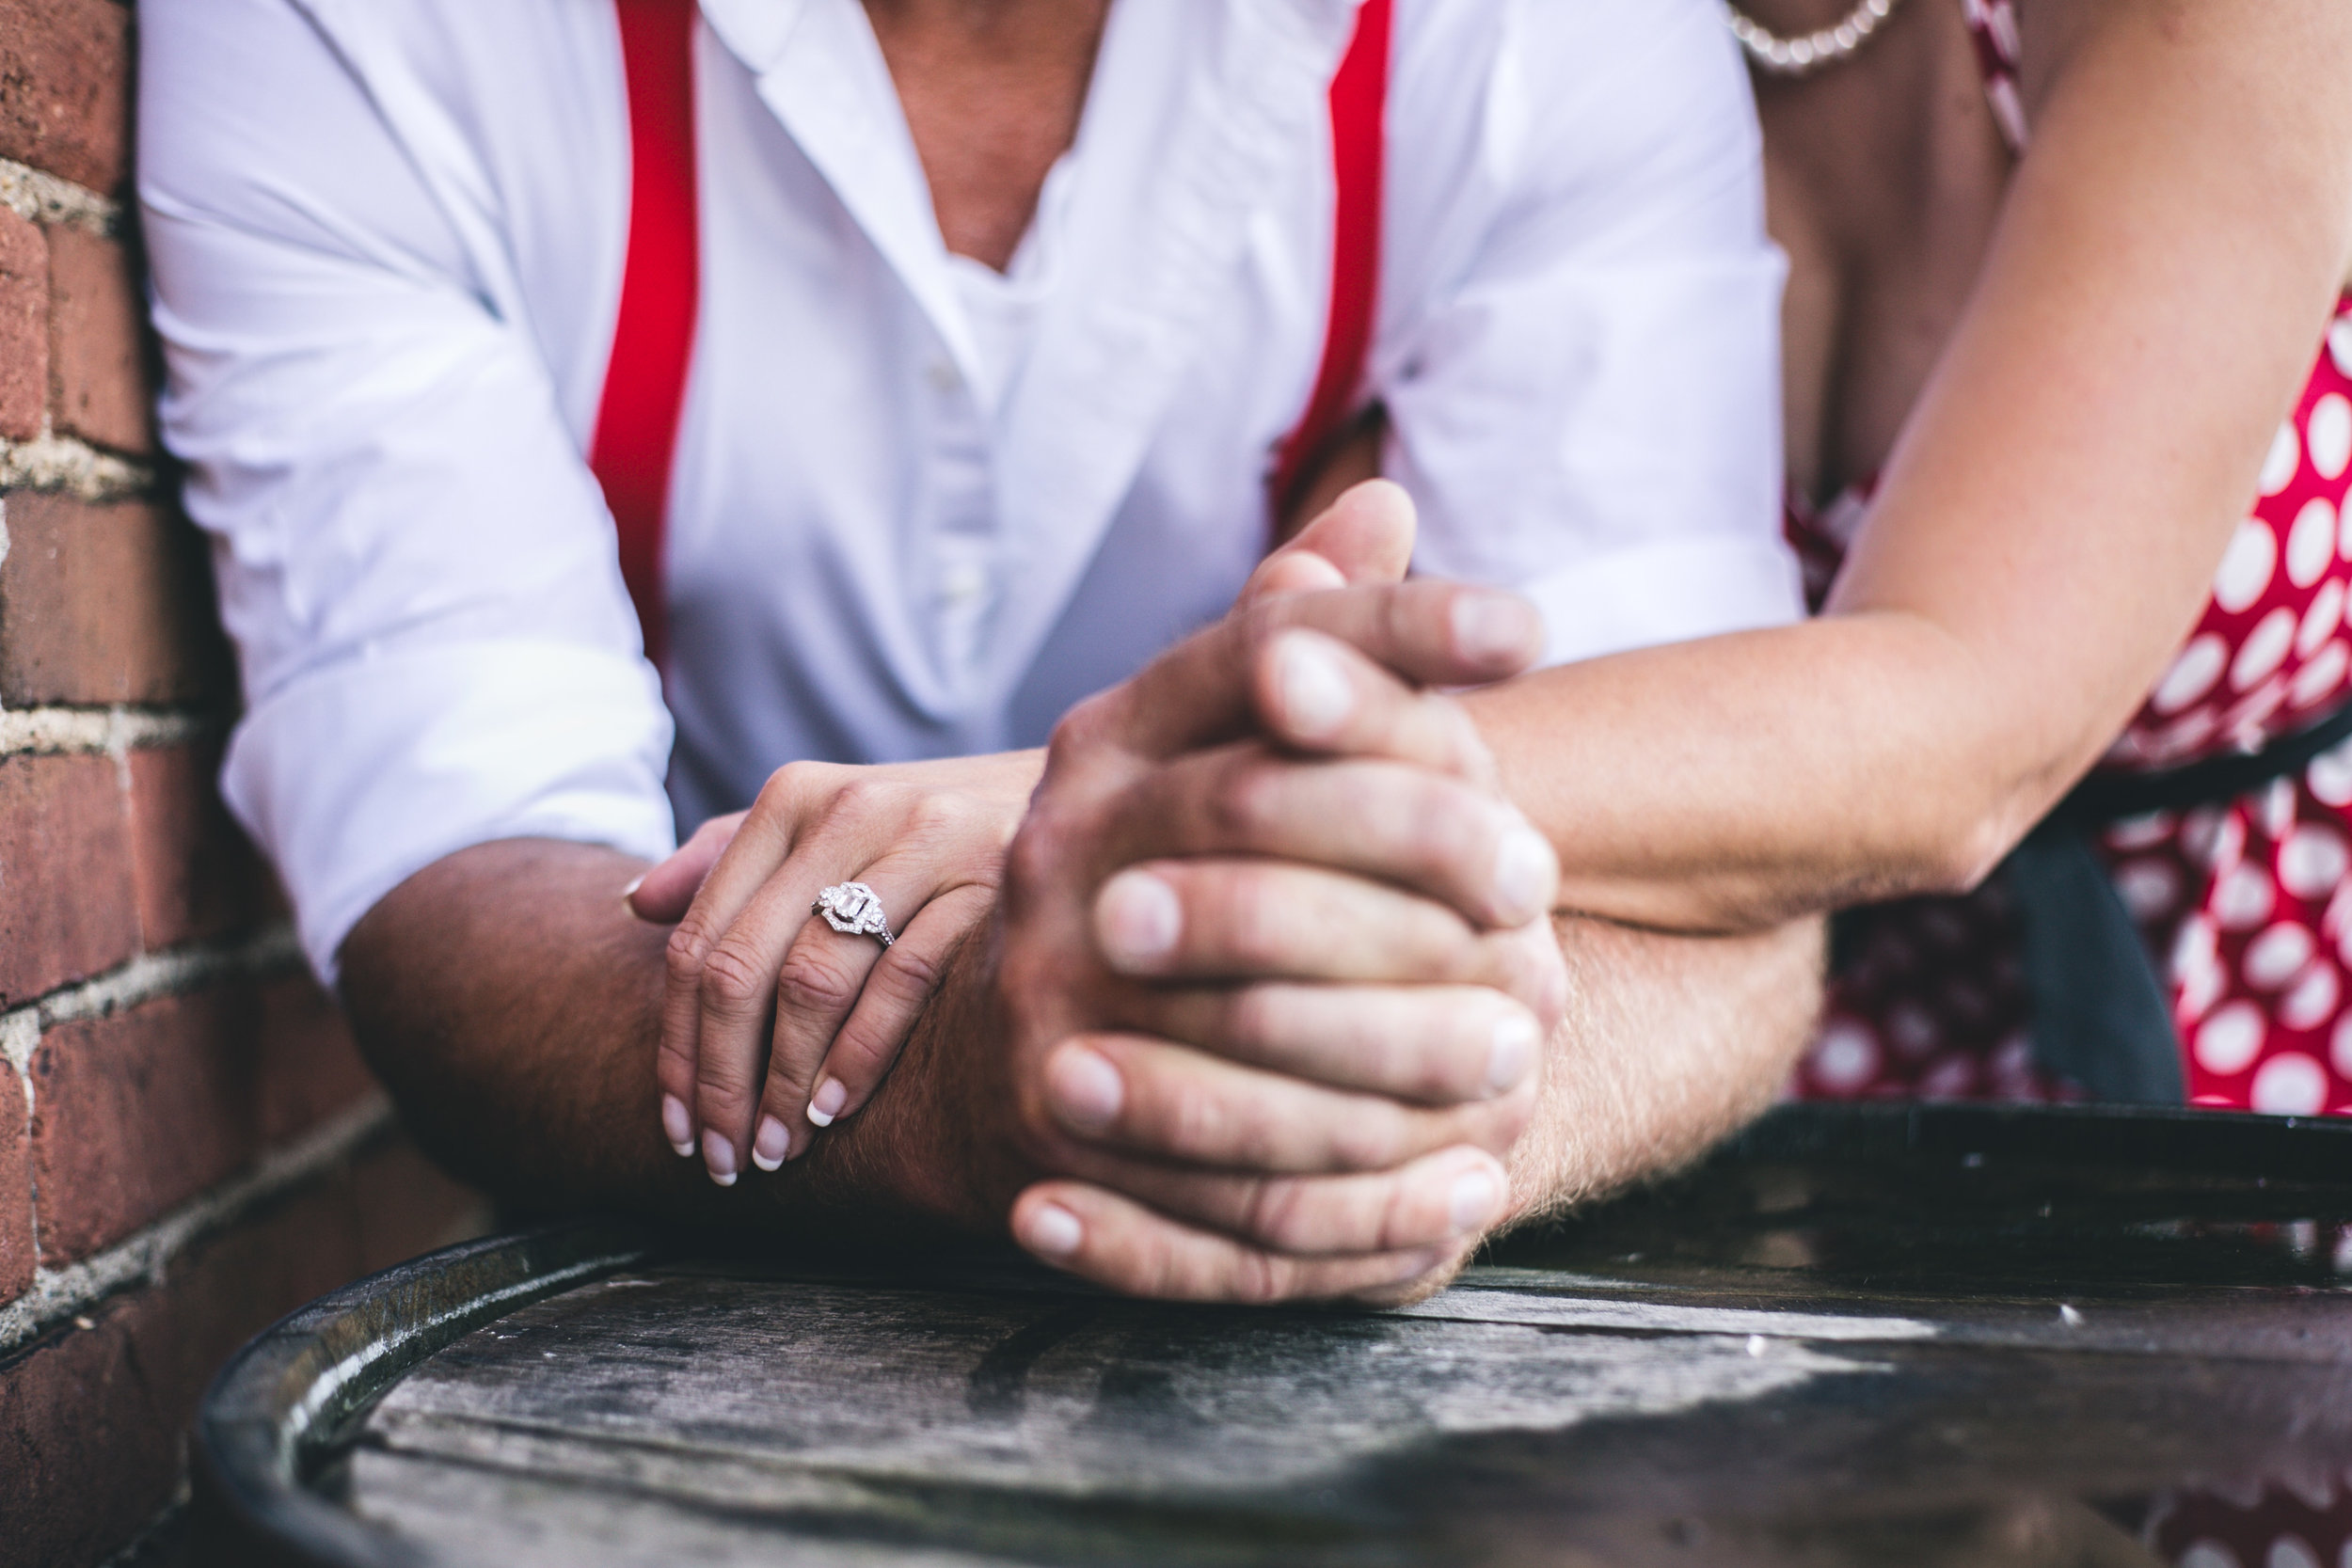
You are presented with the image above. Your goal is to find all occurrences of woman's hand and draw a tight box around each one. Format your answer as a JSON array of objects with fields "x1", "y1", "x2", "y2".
[{"x1": 643, "y1": 751, "x2": 1041, "y2": 1184}]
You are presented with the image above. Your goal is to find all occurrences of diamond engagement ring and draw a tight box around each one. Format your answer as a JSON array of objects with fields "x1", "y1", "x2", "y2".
[{"x1": 812, "y1": 881, "x2": 894, "y2": 948}]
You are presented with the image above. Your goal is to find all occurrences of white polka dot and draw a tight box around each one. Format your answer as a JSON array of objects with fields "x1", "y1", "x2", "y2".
[
  {"x1": 1990, "y1": 1033, "x2": 2035, "y2": 1081},
  {"x1": 2105, "y1": 810, "x2": 2177, "y2": 851},
  {"x1": 2183, "y1": 1540, "x2": 2243, "y2": 1568},
  {"x1": 2294, "y1": 641, "x2": 2352, "y2": 710},
  {"x1": 1919, "y1": 1053, "x2": 1977, "y2": 1100},
  {"x1": 2247, "y1": 922, "x2": 2317, "y2": 989},
  {"x1": 2235, "y1": 608, "x2": 2300, "y2": 690},
  {"x1": 1884, "y1": 1003, "x2": 1939, "y2": 1060},
  {"x1": 2225, "y1": 677, "x2": 2292, "y2": 744},
  {"x1": 2281, "y1": 826, "x2": 2352, "y2": 900},
  {"x1": 2215, "y1": 863, "x2": 2275, "y2": 929},
  {"x1": 2153, "y1": 706, "x2": 2222, "y2": 763},
  {"x1": 2333, "y1": 317, "x2": 2352, "y2": 379},
  {"x1": 2216, "y1": 517, "x2": 2280, "y2": 612},
  {"x1": 2291, "y1": 499, "x2": 2340, "y2": 588},
  {"x1": 2270, "y1": 1537, "x2": 2324, "y2": 1568},
  {"x1": 1810, "y1": 1022, "x2": 1881, "y2": 1092},
  {"x1": 2299, "y1": 580, "x2": 2346, "y2": 656},
  {"x1": 2181, "y1": 807, "x2": 2230, "y2": 865},
  {"x1": 2263, "y1": 421, "x2": 2305, "y2": 497},
  {"x1": 2196, "y1": 1000, "x2": 2267, "y2": 1074},
  {"x1": 2310, "y1": 740, "x2": 2352, "y2": 805},
  {"x1": 2253, "y1": 1053, "x2": 2331, "y2": 1117},
  {"x1": 2282, "y1": 961, "x2": 2342, "y2": 1031},
  {"x1": 2153, "y1": 635, "x2": 2230, "y2": 714},
  {"x1": 2312, "y1": 394, "x2": 2352, "y2": 482},
  {"x1": 2111, "y1": 858, "x2": 2183, "y2": 924},
  {"x1": 2329, "y1": 1011, "x2": 2352, "y2": 1077}
]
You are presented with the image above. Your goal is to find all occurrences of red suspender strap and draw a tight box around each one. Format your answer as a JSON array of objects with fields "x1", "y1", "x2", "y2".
[
  {"x1": 591, "y1": 0, "x2": 701, "y2": 666},
  {"x1": 1269, "y1": 0, "x2": 1393, "y2": 524}
]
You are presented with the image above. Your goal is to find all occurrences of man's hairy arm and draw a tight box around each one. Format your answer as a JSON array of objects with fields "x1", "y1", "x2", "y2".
[
  {"x1": 1508, "y1": 913, "x2": 1825, "y2": 1224},
  {"x1": 339, "y1": 837, "x2": 997, "y2": 1235}
]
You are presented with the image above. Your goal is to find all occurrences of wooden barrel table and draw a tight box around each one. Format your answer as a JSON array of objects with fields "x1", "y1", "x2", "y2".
[{"x1": 193, "y1": 1104, "x2": 2352, "y2": 1567}]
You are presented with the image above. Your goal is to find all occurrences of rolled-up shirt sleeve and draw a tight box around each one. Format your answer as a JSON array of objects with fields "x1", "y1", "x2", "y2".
[
  {"x1": 1383, "y1": 0, "x2": 1802, "y2": 668},
  {"x1": 139, "y1": 0, "x2": 673, "y2": 985}
]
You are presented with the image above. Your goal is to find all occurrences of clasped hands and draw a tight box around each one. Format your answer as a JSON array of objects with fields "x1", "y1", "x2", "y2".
[{"x1": 636, "y1": 483, "x2": 1567, "y2": 1301}]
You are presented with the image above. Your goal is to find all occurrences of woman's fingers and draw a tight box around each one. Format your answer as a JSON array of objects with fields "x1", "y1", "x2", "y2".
[
  {"x1": 1009, "y1": 1180, "x2": 1463, "y2": 1304},
  {"x1": 1036, "y1": 1032, "x2": 1534, "y2": 1174},
  {"x1": 628, "y1": 811, "x2": 744, "y2": 925},
  {"x1": 1110, "y1": 982, "x2": 1542, "y2": 1106},
  {"x1": 1099, "y1": 748, "x2": 1553, "y2": 929},
  {"x1": 796, "y1": 883, "x2": 994, "y2": 1139}
]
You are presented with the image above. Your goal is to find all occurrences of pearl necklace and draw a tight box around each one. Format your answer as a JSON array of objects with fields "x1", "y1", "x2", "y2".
[{"x1": 1725, "y1": 0, "x2": 1906, "y2": 77}]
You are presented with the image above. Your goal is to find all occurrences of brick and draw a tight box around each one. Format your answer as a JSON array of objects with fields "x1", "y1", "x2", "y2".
[
  {"x1": 127, "y1": 742, "x2": 275, "y2": 952},
  {"x1": 0, "y1": 491, "x2": 236, "y2": 706},
  {"x1": 0, "y1": 752, "x2": 137, "y2": 1008},
  {"x1": 0, "y1": 1136, "x2": 484, "y2": 1568},
  {"x1": 46, "y1": 224, "x2": 153, "y2": 452},
  {"x1": 29, "y1": 987, "x2": 261, "y2": 1263},
  {"x1": 0, "y1": 0, "x2": 132, "y2": 194},
  {"x1": 29, "y1": 974, "x2": 384, "y2": 1264},
  {"x1": 0, "y1": 207, "x2": 44, "y2": 442},
  {"x1": 0, "y1": 1063, "x2": 28, "y2": 1307}
]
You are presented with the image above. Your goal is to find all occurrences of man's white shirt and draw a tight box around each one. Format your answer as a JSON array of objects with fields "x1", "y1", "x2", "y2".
[{"x1": 137, "y1": 0, "x2": 1800, "y2": 982}]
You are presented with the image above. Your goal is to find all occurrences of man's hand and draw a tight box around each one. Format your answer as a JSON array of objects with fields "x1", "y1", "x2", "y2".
[{"x1": 954, "y1": 490, "x2": 1573, "y2": 1302}]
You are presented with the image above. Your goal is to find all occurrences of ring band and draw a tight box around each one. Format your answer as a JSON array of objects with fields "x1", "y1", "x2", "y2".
[{"x1": 812, "y1": 881, "x2": 894, "y2": 948}]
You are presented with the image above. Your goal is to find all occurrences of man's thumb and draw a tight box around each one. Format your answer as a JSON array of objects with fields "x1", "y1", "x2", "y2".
[{"x1": 1237, "y1": 479, "x2": 1417, "y2": 607}]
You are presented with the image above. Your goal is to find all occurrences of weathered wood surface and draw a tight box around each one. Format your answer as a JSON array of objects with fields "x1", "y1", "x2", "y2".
[{"x1": 203, "y1": 1106, "x2": 2352, "y2": 1566}]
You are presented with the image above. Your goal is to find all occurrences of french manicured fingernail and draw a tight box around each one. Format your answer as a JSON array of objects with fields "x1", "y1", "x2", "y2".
[
  {"x1": 1451, "y1": 591, "x2": 1542, "y2": 667},
  {"x1": 1094, "y1": 870, "x2": 1182, "y2": 971},
  {"x1": 1492, "y1": 824, "x2": 1556, "y2": 923},
  {"x1": 806, "y1": 1077, "x2": 847, "y2": 1128},
  {"x1": 701, "y1": 1129, "x2": 739, "y2": 1187},
  {"x1": 1046, "y1": 1044, "x2": 1124, "y2": 1133},
  {"x1": 752, "y1": 1116, "x2": 789, "y2": 1172},
  {"x1": 1272, "y1": 631, "x2": 1354, "y2": 740},
  {"x1": 1487, "y1": 1011, "x2": 1539, "y2": 1094},
  {"x1": 1449, "y1": 1168, "x2": 1502, "y2": 1235},
  {"x1": 1022, "y1": 1202, "x2": 1084, "y2": 1258},
  {"x1": 661, "y1": 1094, "x2": 694, "y2": 1157}
]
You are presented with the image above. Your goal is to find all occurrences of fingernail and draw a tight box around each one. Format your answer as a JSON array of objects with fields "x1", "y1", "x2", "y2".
[
  {"x1": 1492, "y1": 825, "x2": 1557, "y2": 924},
  {"x1": 1448, "y1": 1168, "x2": 1502, "y2": 1235},
  {"x1": 701, "y1": 1128, "x2": 739, "y2": 1187},
  {"x1": 1272, "y1": 631, "x2": 1354, "y2": 740},
  {"x1": 752, "y1": 1116, "x2": 789, "y2": 1172},
  {"x1": 1486, "y1": 1011, "x2": 1539, "y2": 1094},
  {"x1": 1094, "y1": 870, "x2": 1183, "y2": 971},
  {"x1": 621, "y1": 875, "x2": 645, "y2": 903},
  {"x1": 660, "y1": 1094, "x2": 694, "y2": 1157},
  {"x1": 1047, "y1": 1044, "x2": 1124, "y2": 1133},
  {"x1": 806, "y1": 1077, "x2": 847, "y2": 1127},
  {"x1": 1022, "y1": 1202, "x2": 1084, "y2": 1258},
  {"x1": 1451, "y1": 591, "x2": 1543, "y2": 668}
]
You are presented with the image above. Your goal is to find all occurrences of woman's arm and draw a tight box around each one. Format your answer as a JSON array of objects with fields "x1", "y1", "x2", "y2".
[{"x1": 1470, "y1": 0, "x2": 2352, "y2": 933}]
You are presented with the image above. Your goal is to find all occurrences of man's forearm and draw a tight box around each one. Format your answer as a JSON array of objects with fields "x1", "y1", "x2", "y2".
[
  {"x1": 1504, "y1": 914, "x2": 1825, "y2": 1221},
  {"x1": 338, "y1": 838, "x2": 991, "y2": 1232}
]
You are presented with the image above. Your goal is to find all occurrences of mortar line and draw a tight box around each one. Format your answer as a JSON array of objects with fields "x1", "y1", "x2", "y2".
[
  {"x1": 0, "y1": 158, "x2": 119, "y2": 235},
  {"x1": 29, "y1": 926, "x2": 303, "y2": 1030},
  {"x1": 0, "y1": 705, "x2": 222, "y2": 758},
  {"x1": 0, "y1": 429, "x2": 155, "y2": 500},
  {"x1": 0, "y1": 1096, "x2": 395, "y2": 1356}
]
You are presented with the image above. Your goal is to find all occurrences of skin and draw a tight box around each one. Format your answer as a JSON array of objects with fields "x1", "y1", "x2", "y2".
[
  {"x1": 343, "y1": 1, "x2": 1828, "y2": 1305},
  {"x1": 1465, "y1": 0, "x2": 2352, "y2": 931}
]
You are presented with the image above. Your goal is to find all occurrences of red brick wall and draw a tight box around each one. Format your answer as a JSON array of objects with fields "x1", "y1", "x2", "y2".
[{"x1": 0, "y1": 9, "x2": 486, "y2": 1566}]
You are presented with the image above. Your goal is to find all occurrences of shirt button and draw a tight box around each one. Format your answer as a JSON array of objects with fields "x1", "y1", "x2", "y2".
[
  {"x1": 941, "y1": 562, "x2": 988, "y2": 606},
  {"x1": 927, "y1": 359, "x2": 961, "y2": 394}
]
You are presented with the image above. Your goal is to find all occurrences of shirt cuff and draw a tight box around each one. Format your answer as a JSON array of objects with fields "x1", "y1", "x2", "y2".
[
  {"x1": 220, "y1": 638, "x2": 677, "y2": 987},
  {"x1": 1520, "y1": 536, "x2": 1806, "y2": 669}
]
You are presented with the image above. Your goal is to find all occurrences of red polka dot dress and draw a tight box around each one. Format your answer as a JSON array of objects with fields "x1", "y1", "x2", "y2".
[{"x1": 1787, "y1": 2, "x2": 2352, "y2": 1116}]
